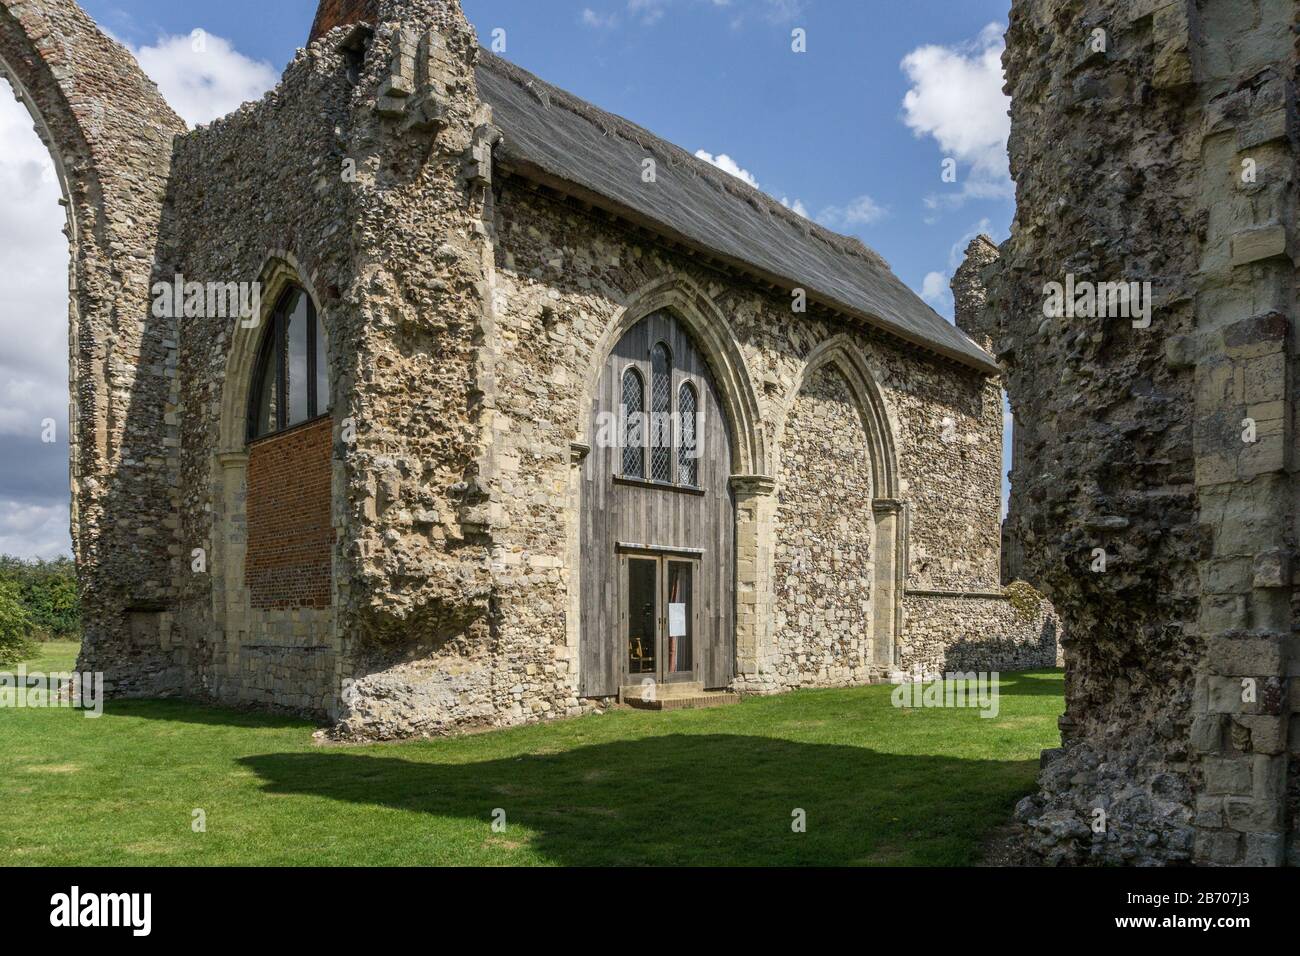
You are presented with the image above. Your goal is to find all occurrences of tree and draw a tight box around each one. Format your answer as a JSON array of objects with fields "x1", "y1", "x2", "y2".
[
  {"x1": 0, "y1": 555, "x2": 80, "y2": 639},
  {"x1": 0, "y1": 578, "x2": 35, "y2": 667}
]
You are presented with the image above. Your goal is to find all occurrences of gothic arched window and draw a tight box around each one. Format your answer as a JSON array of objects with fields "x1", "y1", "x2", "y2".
[
  {"x1": 650, "y1": 342, "x2": 672, "y2": 482},
  {"x1": 247, "y1": 286, "x2": 329, "y2": 441},
  {"x1": 621, "y1": 366, "x2": 645, "y2": 478},
  {"x1": 678, "y1": 381, "x2": 699, "y2": 487}
]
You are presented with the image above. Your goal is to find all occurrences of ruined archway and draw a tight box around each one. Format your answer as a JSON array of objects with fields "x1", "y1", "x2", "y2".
[
  {"x1": 0, "y1": 0, "x2": 186, "y2": 692},
  {"x1": 771, "y1": 336, "x2": 903, "y2": 681}
]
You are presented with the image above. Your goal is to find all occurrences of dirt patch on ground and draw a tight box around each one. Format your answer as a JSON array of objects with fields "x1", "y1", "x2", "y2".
[{"x1": 977, "y1": 822, "x2": 1041, "y2": 867}]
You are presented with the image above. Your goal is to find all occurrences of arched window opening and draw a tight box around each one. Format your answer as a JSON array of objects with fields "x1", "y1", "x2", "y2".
[
  {"x1": 678, "y1": 382, "x2": 699, "y2": 487},
  {"x1": 247, "y1": 286, "x2": 329, "y2": 441},
  {"x1": 621, "y1": 366, "x2": 645, "y2": 478},
  {"x1": 650, "y1": 342, "x2": 672, "y2": 482}
]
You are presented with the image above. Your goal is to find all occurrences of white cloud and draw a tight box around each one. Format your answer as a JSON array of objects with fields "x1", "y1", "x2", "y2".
[
  {"x1": 901, "y1": 23, "x2": 1012, "y2": 213},
  {"x1": 0, "y1": 500, "x2": 70, "y2": 560},
  {"x1": 0, "y1": 88, "x2": 70, "y2": 441},
  {"x1": 780, "y1": 196, "x2": 809, "y2": 218},
  {"x1": 761, "y1": 0, "x2": 805, "y2": 22},
  {"x1": 921, "y1": 271, "x2": 948, "y2": 305},
  {"x1": 628, "y1": 0, "x2": 669, "y2": 25},
  {"x1": 133, "y1": 30, "x2": 277, "y2": 126},
  {"x1": 627, "y1": 0, "x2": 794, "y2": 28},
  {"x1": 0, "y1": 86, "x2": 73, "y2": 560},
  {"x1": 581, "y1": 8, "x2": 619, "y2": 29},
  {"x1": 817, "y1": 194, "x2": 888, "y2": 229},
  {"x1": 694, "y1": 149, "x2": 760, "y2": 189},
  {"x1": 725, "y1": 0, "x2": 803, "y2": 28}
]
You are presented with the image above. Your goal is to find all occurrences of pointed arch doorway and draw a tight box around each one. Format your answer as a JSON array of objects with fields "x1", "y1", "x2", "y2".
[{"x1": 579, "y1": 309, "x2": 736, "y2": 697}]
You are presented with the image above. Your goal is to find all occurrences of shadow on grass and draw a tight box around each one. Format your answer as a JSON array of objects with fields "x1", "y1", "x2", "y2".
[
  {"x1": 101, "y1": 699, "x2": 314, "y2": 731},
  {"x1": 240, "y1": 735, "x2": 1039, "y2": 866},
  {"x1": 993, "y1": 671, "x2": 1065, "y2": 698}
]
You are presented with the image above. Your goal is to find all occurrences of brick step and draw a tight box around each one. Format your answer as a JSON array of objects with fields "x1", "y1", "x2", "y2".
[
  {"x1": 625, "y1": 692, "x2": 739, "y2": 711},
  {"x1": 620, "y1": 681, "x2": 703, "y2": 701}
]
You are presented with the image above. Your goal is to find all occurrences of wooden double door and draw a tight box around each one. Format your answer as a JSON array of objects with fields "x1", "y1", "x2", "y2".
[{"x1": 623, "y1": 552, "x2": 700, "y2": 687}]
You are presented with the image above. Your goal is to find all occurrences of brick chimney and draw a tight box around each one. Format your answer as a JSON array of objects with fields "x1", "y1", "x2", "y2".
[{"x1": 308, "y1": 0, "x2": 379, "y2": 45}]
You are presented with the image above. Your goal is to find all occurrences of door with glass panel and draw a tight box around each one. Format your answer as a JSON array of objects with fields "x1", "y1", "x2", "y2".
[{"x1": 623, "y1": 553, "x2": 698, "y2": 686}]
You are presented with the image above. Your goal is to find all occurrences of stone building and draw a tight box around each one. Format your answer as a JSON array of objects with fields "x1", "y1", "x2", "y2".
[
  {"x1": 0, "y1": 0, "x2": 1058, "y2": 741},
  {"x1": 982, "y1": 0, "x2": 1300, "y2": 866}
]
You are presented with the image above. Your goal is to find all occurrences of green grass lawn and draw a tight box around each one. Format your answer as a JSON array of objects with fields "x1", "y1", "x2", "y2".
[
  {"x1": 1, "y1": 641, "x2": 1063, "y2": 866},
  {"x1": 12, "y1": 639, "x2": 81, "y2": 673}
]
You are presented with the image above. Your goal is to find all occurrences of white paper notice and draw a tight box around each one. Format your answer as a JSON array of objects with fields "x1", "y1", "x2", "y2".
[{"x1": 668, "y1": 603, "x2": 687, "y2": 637}]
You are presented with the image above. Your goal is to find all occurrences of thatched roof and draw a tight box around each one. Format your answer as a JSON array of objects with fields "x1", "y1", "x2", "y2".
[{"x1": 475, "y1": 51, "x2": 998, "y2": 375}]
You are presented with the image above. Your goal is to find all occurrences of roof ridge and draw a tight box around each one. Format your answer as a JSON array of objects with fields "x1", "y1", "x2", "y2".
[{"x1": 477, "y1": 49, "x2": 889, "y2": 272}]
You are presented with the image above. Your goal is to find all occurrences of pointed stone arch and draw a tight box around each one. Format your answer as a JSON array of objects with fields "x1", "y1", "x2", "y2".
[
  {"x1": 773, "y1": 334, "x2": 899, "y2": 500},
  {"x1": 566, "y1": 271, "x2": 773, "y2": 693},
  {"x1": 212, "y1": 252, "x2": 333, "y2": 641},
  {"x1": 772, "y1": 334, "x2": 906, "y2": 675},
  {"x1": 0, "y1": 0, "x2": 185, "y2": 692},
  {"x1": 576, "y1": 272, "x2": 768, "y2": 478}
]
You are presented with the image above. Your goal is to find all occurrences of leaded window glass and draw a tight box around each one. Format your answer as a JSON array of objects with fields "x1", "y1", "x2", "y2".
[
  {"x1": 621, "y1": 367, "x2": 645, "y2": 478},
  {"x1": 678, "y1": 382, "x2": 698, "y2": 487},
  {"x1": 650, "y1": 343, "x2": 672, "y2": 482}
]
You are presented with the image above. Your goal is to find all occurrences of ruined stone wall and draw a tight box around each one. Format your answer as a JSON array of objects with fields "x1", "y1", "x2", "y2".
[
  {"x1": 166, "y1": 35, "x2": 356, "y2": 716},
  {"x1": 901, "y1": 587, "x2": 1060, "y2": 676},
  {"x1": 0, "y1": 0, "x2": 186, "y2": 696},
  {"x1": 990, "y1": 0, "x2": 1298, "y2": 865},
  {"x1": 324, "y1": 3, "x2": 511, "y2": 738},
  {"x1": 773, "y1": 363, "x2": 875, "y2": 689},
  {"x1": 897, "y1": 373, "x2": 1004, "y2": 593}
]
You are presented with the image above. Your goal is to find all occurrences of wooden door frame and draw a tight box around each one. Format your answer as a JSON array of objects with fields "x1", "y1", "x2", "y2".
[
  {"x1": 618, "y1": 546, "x2": 702, "y2": 688},
  {"x1": 660, "y1": 554, "x2": 700, "y2": 685}
]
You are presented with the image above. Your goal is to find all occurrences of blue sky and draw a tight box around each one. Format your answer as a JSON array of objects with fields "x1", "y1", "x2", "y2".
[
  {"x1": 0, "y1": 0, "x2": 1013, "y2": 558},
  {"x1": 82, "y1": 0, "x2": 1014, "y2": 301}
]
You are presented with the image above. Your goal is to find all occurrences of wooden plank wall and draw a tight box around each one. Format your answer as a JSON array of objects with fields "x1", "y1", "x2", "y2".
[{"x1": 579, "y1": 310, "x2": 736, "y2": 695}]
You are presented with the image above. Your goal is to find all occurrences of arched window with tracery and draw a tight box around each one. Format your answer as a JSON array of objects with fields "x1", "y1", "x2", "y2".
[
  {"x1": 247, "y1": 286, "x2": 329, "y2": 441},
  {"x1": 621, "y1": 366, "x2": 645, "y2": 478},
  {"x1": 650, "y1": 342, "x2": 672, "y2": 482},
  {"x1": 678, "y1": 381, "x2": 699, "y2": 487}
]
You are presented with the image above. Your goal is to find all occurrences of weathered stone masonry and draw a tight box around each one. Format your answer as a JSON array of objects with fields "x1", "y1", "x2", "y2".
[
  {"x1": 0, "y1": 0, "x2": 186, "y2": 695},
  {"x1": 984, "y1": 0, "x2": 1299, "y2": 865},
  {"x1": 4, "y1": 0, "x2": 1059, "y2": 747}
]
